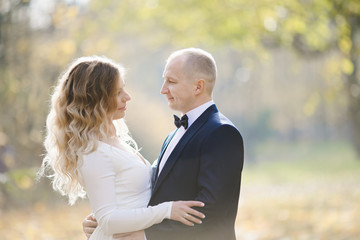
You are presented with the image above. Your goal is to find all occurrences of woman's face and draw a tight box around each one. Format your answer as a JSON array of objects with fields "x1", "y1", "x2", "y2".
[{"x1": 111, "y1": 77, "x2": 131, "y2": 120}]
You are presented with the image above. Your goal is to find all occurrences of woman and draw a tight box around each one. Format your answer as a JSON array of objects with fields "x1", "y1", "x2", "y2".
[{"x1": 39, "y1": 56, "x2": 205, "y2": 240}]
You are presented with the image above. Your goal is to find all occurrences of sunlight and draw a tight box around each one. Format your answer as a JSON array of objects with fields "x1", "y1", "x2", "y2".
[{"x1": 264, "y1": 16, "x2": 277, "y2": 32}]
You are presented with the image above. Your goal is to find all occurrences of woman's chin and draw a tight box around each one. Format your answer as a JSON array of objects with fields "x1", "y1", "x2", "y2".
[{"x1": 113, "y1": 113, "x2": 125, "y2": 120}]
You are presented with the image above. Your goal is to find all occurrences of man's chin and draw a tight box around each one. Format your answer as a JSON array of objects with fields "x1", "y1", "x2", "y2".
[
  {"x1": 168, "y1": 104, "x2": 179, "y2": 112},
  {"x1": 168, "y1": 102, "x2": 175, "y2": 109}
]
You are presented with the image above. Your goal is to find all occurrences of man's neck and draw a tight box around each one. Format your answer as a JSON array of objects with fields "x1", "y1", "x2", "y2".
[
  {"x1": 182, "y1": 97, "x2": 212, "y2": 115},
  {"x1": 181, "y1": 100, "x2": 214, "y2": 128}
]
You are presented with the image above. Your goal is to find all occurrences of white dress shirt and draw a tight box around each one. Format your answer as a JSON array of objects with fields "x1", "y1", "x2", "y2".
[{"x1": 158, "y1": 100, "x2": 215, "y2": 175}]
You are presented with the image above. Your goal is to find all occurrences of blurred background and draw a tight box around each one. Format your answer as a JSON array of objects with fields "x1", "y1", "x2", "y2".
[{"x1": 0, "y1": 0, "x2": 359, "y2": 239}]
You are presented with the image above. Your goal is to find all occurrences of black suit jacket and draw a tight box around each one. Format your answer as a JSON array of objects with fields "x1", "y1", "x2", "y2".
[{"x1": 146, "y1": 104, "x2": 244, "y2": 240}]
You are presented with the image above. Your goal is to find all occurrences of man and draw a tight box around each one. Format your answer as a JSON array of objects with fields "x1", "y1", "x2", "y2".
[{"x1": 83, "y1": 48, "x2": 244, "y2": 240}]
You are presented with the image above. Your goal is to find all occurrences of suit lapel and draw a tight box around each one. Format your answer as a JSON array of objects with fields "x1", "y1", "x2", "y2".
[
  {"x1": 151, "y1": 129, "x2": 178, "y2": 189},
  {"x1": 157, "y1": 129, "x2": 178, "y2": 168},
  {"x1": 152, "y1": 104, "x2": 218, "y2": 196}
]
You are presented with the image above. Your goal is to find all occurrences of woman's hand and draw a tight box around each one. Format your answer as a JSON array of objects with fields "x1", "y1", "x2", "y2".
[
  {"x1": 82, "y1": 213, "x2": 98, "y2": 239},
  {"x1": 170, "y1": 201, "x2": 206, "y2": 226}
]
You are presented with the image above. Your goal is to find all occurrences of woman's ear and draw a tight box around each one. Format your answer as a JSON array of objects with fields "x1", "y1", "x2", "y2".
[{"x1": 194, "y1": 79, "x2": 205, "y2": 95}]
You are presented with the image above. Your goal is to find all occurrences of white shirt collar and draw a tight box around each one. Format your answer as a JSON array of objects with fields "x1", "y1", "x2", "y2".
[{"x1": 183, "y1": 100, "x2": 214, "y2": 129}]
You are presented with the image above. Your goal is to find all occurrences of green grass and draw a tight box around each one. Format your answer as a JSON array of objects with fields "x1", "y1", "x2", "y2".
[
  {"x1": 243, "y1": 140, "x2": 360, "y2": 184},
  {"x1": 1, "y1": 141, "x2": 359, "y2": 239},
  {"x1": 236, "y1": 141, "x2": 360, "y2": 239}
]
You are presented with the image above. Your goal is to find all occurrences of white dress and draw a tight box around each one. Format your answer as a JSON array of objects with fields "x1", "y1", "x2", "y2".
[{"x1": 79, "y1": 141, "x2": 172, "y2": 240}]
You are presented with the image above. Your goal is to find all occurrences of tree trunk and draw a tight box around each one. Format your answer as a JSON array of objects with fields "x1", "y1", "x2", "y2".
[{"x1": 347, "y1": 15, "x2": 360, "y2": 158}]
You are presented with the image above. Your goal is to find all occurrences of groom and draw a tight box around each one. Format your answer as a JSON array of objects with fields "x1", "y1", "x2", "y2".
[{"x1": 83, "y1": 48, "x2": 244, "y2": 240}]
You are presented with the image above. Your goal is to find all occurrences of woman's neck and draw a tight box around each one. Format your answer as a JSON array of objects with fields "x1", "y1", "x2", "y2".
[{"x1": 106, "y1": 118, "x2": 117, "y2": 137}]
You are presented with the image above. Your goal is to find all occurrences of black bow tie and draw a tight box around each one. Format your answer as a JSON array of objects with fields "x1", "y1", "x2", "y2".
[{"x1": 174, "y1": 114, "x2": 189, "y2": 130}]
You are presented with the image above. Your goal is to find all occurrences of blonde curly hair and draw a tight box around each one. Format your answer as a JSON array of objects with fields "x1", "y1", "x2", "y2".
[{"x1": 39, "y1": 56, "x2": 137, "y2": 205}]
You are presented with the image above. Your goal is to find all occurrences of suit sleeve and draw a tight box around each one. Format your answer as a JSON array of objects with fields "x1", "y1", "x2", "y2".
[
  {"x1": 80, "y1": 150, "x2": 172, "y2": 235},
  {"x1": 194, "y1": 124, "x2": 244, "y2": 220}
]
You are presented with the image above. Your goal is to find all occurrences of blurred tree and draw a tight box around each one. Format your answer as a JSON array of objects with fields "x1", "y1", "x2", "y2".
[
  {"x1": 0, "y1": 0, "x2": 32, "y2": 206},
  {"x1": 0, "y1": 0, "x2": 37, "y2": 168},
  {"x1": 269, "y1": 0, "x2": 360, "y2": 157},
  {"x1": 151, "y1": 0, "x2": 360, "y2": 156},
  {"x1": 1, "y1": 0, "x2": 359, "y2": 207},
  {"x1": 84, "y1": 0, "x2": 359, "y2": 156},
  {"x1": 2, "y1": 0, "x2": 359, "y2": 167}
]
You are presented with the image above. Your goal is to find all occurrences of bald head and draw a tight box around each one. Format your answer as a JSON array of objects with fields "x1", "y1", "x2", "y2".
[{"x1": 166, "y1": 48, "x2": 217, "y2": 95}]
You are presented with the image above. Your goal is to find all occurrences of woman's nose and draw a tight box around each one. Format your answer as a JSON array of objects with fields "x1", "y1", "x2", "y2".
[{"x1": 123, "y1": 92, "x2": 131, "y2": 102}]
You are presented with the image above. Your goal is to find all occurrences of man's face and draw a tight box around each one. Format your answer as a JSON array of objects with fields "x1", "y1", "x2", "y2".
[{"x1": 160, "y1": 56, "x2": 196, "y2": 114}]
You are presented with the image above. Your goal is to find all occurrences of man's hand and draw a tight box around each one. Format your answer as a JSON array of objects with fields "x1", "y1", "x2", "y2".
[{"x1": 82, "y1": 213, "x2": 98, "y2": 239}]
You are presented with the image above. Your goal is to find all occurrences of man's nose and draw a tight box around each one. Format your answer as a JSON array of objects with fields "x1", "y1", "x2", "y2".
[{"x1": 160, "y1": 83, "x2": 168, "y2": 95}]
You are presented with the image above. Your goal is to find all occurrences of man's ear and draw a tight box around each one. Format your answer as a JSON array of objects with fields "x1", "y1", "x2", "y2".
[{"x1": 194, "y1": 79, "x2": 205, "y2": 95}]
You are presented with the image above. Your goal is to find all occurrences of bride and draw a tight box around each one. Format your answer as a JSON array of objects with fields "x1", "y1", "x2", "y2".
[{"x1": 39, "y1": 56, "x2": 205, "y2": 239}]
